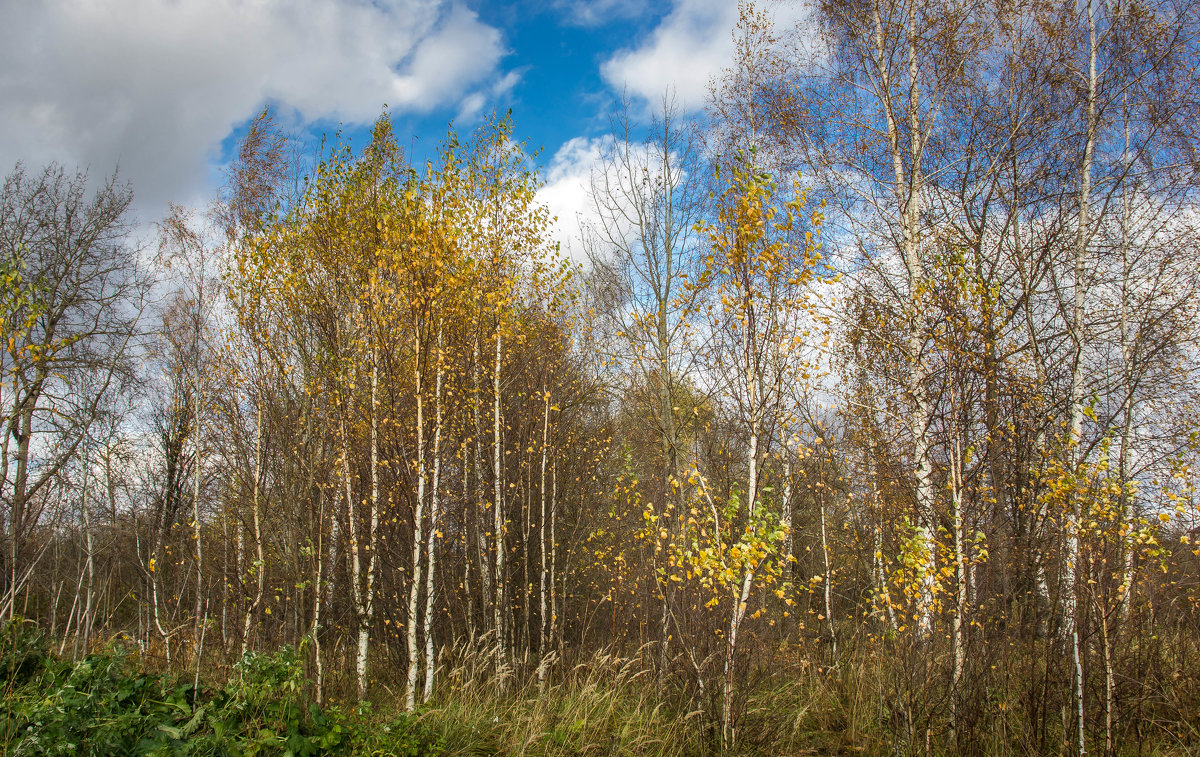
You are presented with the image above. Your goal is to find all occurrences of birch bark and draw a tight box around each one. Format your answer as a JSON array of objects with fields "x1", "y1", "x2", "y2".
[
  {"x1": 406, "y1": 331, "x2": 427, "y2": 711},
  {"x1": 422, "y1": 322, "x2": 445, "y2": 703}
]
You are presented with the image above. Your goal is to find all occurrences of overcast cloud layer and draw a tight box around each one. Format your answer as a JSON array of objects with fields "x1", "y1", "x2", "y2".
[{"x1": 0, "y1": 0, "x2": 506, "y2": 220}]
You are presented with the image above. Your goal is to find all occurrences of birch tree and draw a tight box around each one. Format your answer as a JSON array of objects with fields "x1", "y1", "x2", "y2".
[{"x1": 695, "y1": 157, "x2": 828, "y2": 750}]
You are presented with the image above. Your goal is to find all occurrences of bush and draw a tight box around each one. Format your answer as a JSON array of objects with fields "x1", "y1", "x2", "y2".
[
  {"x1": 348, "y1": 709, "x2": 445, "y2": 757},
  {"x1": 0, "y1": 626, "x2": 372, "y2": 756}
]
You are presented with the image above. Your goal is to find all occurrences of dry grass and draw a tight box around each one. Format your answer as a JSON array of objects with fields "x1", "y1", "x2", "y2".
[{"x1": 409, "y1": 642, "x2": 699, "y2": 756}]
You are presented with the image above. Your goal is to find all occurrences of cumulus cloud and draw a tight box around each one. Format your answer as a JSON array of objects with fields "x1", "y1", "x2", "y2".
[
  {"x1": 535, "y1": 136, "x2": 610, "y2": 263},
  {"x1": 600, "y1": 0, "x2": 807, "y2": 111},
  {"x1": 536, "y1": 132, "x2": 683, "y2": 270},
  {"x1": 0, "y1": 0, "x2": 508, "y2": 219}
]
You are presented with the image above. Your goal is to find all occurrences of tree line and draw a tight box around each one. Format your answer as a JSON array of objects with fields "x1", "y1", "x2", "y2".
[{"x1": 3, "y1": 1, "x2": 1200, "y2": 753}]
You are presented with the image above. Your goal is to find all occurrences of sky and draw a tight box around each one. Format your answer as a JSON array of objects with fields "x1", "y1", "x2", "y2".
[{"x1": 0, "y1": 0, "x2": 796, "y2": 254}]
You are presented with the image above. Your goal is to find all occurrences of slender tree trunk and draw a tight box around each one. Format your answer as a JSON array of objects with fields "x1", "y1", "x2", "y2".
[
  {"x1": 0, "y1": 378, "x2": 12, "y2": 623},
  {"x1": 49, "y1": 542, "x2": 61, "y2": 639},
  {"x1": 723, "y1": 426, "x2": 760, "y2": 752},
  {"x1": 950, "y1": 432, "x2": 967, "y2": 745},
  {"x1": 313, "y1": 490, "x2": 327, "y2": 705},
  {"x1": 819, "y1": 476, "x2": 836, "y2": 659},
  {"x1": 550, "y1": 459, "x2": 558, "y2": 656},
  {"x1": 423, "y1": 322, "x2": 445, "y2": 703},
  {"x1": 1097, "y1": 593, "x2": 1115, "y2": 757},
  {"x1": 463, "y1": 440, "x2": 475, "y2": 641},
  {"x1": 538, "y1": 386, "x2": 550, "y2": 688},
  {"x1": 407, "y1": 330, "x2": 427, "y2": 712},
  {"x1": 235, "y1": 503, "x2": 245, "y2": 641},
  {"x1": 7, "y1": 405, "x2": 35, "y2": 624},
  {"x1": 781, "y1": 453, "x2": 793, "y2": 587},
  {"x1": 873, "y1": 0, "x2": 935, "y2": 634},
  {"x1": 241, "y1": 404, "x2": 265, "y2": 656},
  {"x1": 191, "y1": 385, "x2": 204, "y2": 650},
  {"x1": 866, "y1": 440, "x2": 899, "y2": 632},
  {"x1": 1066, "y1": 5, "x2": 1099, "y2": 753},
  {"x1": 150, "y1": 528, "x2": 170, "y2": 665},
  {"x1": 655, "y1": 297, "x2": 679, "y2": 685},
  {"x1": 521, "y1": 453, "x2": 531, "y2": 660},
  {"x1": 340, "y1": 358, "x2": 369, "y2": 699},
  {"x1": 472, "y1": 331, "x2": 491, "y2": 642},
  {"x1": 358, "y1": 355, "x2": 381, "y2": 700},
  {"x1": 80, "y1": 444, "x2": 95, "y2": 655},
  {"x1": 221, "y1": 496, "x2": 229, "y2": 647},
  {"x1": 63, "y1": 559, "x2": 84, "y2": 658},
  {"x1": 1117, "y1": 104, "x2": 1136, "y2": 624},
  {"x1": 1008, "y1": 170, "x2": 1054, "y2": 619},
  {"x1": 493, "y1": 325, "x2": 507, "y2": 675}
]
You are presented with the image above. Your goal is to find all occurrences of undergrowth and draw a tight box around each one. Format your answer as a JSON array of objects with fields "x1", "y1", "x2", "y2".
[
  {"x1": 4, "y1": 621, "x2": 1198, "y2": 755},
  {"x1": 0, "y1": 621, "x2": 438, "y2": 756}
]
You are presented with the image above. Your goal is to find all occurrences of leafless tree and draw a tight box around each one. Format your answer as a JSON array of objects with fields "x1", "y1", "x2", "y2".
[{"x1": 1, "y1": 163, "x2": 150, "y2": 621}]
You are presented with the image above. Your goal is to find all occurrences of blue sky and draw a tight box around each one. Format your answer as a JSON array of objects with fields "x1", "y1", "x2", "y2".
[
  {"x1": 318, "y1": 2, "x2": 660, "y2": 167},
  {"x1": 0, "y1": 0, "x2": 796, "y2": 249}
]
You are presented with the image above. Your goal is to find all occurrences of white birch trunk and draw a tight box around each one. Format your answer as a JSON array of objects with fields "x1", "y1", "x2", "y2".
[
  {"x1": 313, "y1": 490, "x2": 326, "y2": 705},
  {"x1": 723, "y1": 428, "x2": 760, "y2": 751},
  {"x1": 493, "y1": 326, "x2": 507, "y2": 674},
  {"x1": 872, "y1": 0, "x2": 935, "y2": 635},
  {"x1": 235, "y1": 505, "x2": 245, "y2": 639},
  {"x1": 220, "y1": 495, "x2": 229, "y2": 647},
  {"x1": 406, "y1": 334, "x2": 426, "y2": 711},
  {"x1": 422, "y1": 322, "x2": 445, "y2": 703},
  {"x1": 150, "y1": 532, "x2": 170, "y2": 665},
  {"x1": 192, "y1": 378, "x2": 204, "y2": 649},
  {"x1": 462, "y1": 440, "x2": 475, "y2": 641},
  {"x1": 472, "y1": 332, "x2": 491, "y2": 640},
  {"x1": 538, "y1": 386, "x2": 550, "y2": 688},
  {"x1": 342, "y1": 420, "x2": 362, "y2": 695},
  {"x1": 340, "y1": 358, "x2": 367, "y2": 699},
  {"x1": 1117, "y1": 105, "x2": 1136, "y2": 623},
  {"x1": 356, "y1": 356, "x2": 381, "y2": 700},
  {"x1": 1095, "y1": 590, "x2": 1115, "y2": 757},
  {"x1": 819, "y1": 484, "x2": 836, "y2": 658},
  {"x1": 1066, "y1": 4, "x2": 1099, "y2": 753},
  {"x1": 241, "y1": 404, "x2": 264, "y2": 656},
  {"x1": 950, "y1": 434, "x2": 967, "y2": 744},
  {"x1": 781, "y1": 454, "x2": 793, "y2": 587},
  {"x1": 550, "y1": 459, "x2": 558, "y2": 655}
]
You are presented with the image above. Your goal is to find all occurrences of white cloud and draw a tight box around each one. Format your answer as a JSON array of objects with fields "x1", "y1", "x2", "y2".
[
  {"x1": 535, "y1": 136, "x2": 610, "y2": 263},
  {"x1": 536, "y1": 132, "x2": 685, "y2": 270},
  {"x1": 0, "y1": 0, "x2": 507, "y2": 220},
  {"x1": 456, "y1": 93, "x2": 490, "y2": 124},
  {"x1": 600, "y1": 0, "x2": 807, "y2": 111},
  {"x1": 601, "y1": 0, "x2": 731, "y2": 109},
  {"x1": 456, "y1": 69, "x2": 525, "y2": 123}
]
